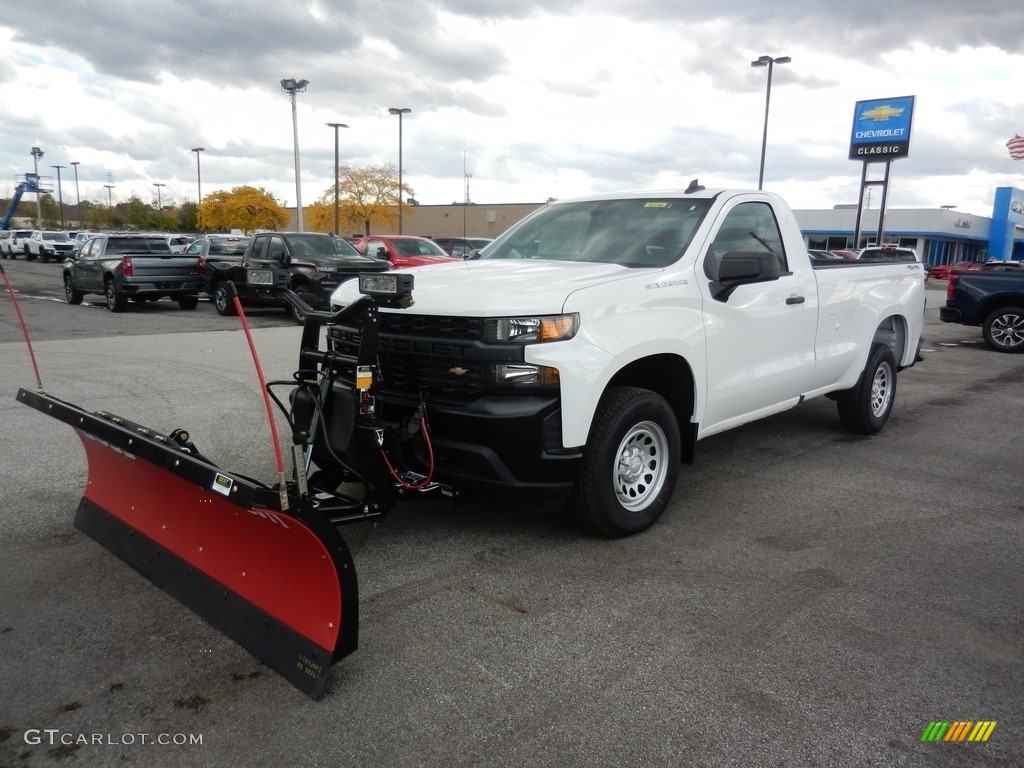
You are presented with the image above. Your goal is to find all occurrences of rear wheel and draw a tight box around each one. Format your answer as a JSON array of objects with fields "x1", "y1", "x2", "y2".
[
  {"x1": 981, "y1": 306, "x2": 1024, "y2": 353},
  {"x1": 837, "y1": 344, "x2": 896, "y2": 434},
  {"x1": 64, "y1": 273, "x2": 83, "y2": 305},
  {"x1": 178, "y1": 296, "x2": 199, "y2": 310},
  {"x1": 105, "y1": 279, "x2": 127, "y2": 312},
  {"x1": 213, "y1": 282, "x2": 236, "y2": 316},
  {"x1": 568, "y1": 386, "x2": 680, "y2": 537}
]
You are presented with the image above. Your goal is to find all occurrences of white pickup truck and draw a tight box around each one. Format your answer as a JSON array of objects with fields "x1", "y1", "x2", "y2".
[{"x1": 329, "y1": 186, "x2": 925, "y2": 536}]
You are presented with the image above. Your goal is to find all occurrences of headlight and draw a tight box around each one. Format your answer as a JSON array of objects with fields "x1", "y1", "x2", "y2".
[
  {"x1": 489, "y1": 364, "x2": 560, "y2": 387},
  {"x1": 485, "y1": 313, "x2": 578, "y2": 343}
]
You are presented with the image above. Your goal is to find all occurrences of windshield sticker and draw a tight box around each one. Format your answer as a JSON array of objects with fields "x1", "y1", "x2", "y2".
[{"x1": 644, "y1": 202, "x2": 671, "y2": 208}]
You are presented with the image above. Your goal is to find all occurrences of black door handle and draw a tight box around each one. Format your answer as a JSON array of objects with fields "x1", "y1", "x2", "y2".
[{"x1": 786, "y1": 295, "x2": 805, "y2": 305}]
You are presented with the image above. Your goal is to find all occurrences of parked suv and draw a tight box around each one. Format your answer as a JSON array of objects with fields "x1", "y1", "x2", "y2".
[
  {"x1": 27, "y1": 230, "x2": 77, "y2": 262},
  {"x1": 2, "y1": 229, "x2": 35, "y2": 258}
]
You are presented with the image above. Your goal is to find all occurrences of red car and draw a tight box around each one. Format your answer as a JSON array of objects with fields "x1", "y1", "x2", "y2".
[
  {"x1": 927, "y1": 260, "x2": 980, "y2": 280},
  {"x1": 351, "y1": 235, "x2": 459, "y2": 269}
]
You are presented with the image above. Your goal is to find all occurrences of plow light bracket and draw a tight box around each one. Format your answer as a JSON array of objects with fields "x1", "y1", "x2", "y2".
[{"x1": 358, "y1": 272, "x2": 414, "y2": 307}]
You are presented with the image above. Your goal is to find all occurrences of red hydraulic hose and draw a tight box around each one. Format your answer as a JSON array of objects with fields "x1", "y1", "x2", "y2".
[
  {"x1": 229, "y1": 286, "x2": 289, "y2": 510},
  {"x1": 0, "y1": 263, "x2": 44, "y2": 391}
]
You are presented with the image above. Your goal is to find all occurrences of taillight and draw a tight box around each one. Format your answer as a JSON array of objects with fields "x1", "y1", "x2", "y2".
[
  {"x1": 946, "y1": 273, "x2": 959, "y2": 299},
  {"x1": 121, "y1": 256, "x2": 133, "y2": 277},
  {"x1": 197, "y1": 257, "x2": 205, "y2": 276}
]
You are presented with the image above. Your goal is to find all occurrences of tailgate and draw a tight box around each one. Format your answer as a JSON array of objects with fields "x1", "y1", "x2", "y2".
[{"x1": 124, "y1": 255, "x2": 203, "y2": 277}]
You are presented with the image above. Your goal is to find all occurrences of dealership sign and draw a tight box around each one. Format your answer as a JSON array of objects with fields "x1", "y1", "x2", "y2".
[{"x1": 849, "y1": 96, "x2": 915, "y2": 160}]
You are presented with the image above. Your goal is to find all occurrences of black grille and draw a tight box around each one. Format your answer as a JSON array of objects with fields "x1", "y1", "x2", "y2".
[{"x1": 329, "y1": 313, "x2": 491, "y2": 400}]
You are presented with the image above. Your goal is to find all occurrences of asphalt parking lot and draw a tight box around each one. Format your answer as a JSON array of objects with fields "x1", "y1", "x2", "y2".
[{"x1": 1, "y1": 261, "x2": 1022, "y2": 768}]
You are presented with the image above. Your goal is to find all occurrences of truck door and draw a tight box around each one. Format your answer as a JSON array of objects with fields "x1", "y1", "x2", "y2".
[{"x1": 698, "y1": 201, "x2": 817, "y2": 433}]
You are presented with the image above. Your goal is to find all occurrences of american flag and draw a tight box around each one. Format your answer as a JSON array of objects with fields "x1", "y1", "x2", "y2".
[{"x1": 1008, "y1": 135, "x2": 1024, "y2": 161}]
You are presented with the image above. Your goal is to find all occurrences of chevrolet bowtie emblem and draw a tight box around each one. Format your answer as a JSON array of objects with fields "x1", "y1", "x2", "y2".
[{"x1": 449, "y1": 367, "x2": 469, "y2": 376}]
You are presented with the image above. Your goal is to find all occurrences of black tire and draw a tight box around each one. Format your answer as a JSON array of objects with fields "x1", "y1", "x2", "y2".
[
  {"x1": 177, "y1": 295, "x2": 199, "y2": 310},
  {"x1": 64, "y1": 273, "x2": 83, "y2": 305},
  {"x1": 41, "y1": 252, "x2": 50, "y2": 263},
  {"x1": 105, "y1": 279, "x2": 127, "y2": 312},
  {"x1": 568, "y1": 386, "x2": 681, "y2": 537},
  {"x1": 981, "y1": 306, "x2": 1024, "y2": 353},
  {"x1": 213, "y1": 282, "x2": 236, "y2": 316},
  {"x1": 288, "y1": 285, "x2": 313, "y2": 325},
  {"x1": 837, "y1": 344, "x2": 897, "y2": 434},
  {"x1": 25, "y1": 250, "x2": 36, "y2": 262}
]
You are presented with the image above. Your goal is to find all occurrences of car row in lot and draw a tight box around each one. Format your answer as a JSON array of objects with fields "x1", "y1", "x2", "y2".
[
  {"x1": 42, "y1": 229, "x2": 494, "y2": 316},
  {"x1": 1, "y1": 229, "x2": 195, "y2": 261}
]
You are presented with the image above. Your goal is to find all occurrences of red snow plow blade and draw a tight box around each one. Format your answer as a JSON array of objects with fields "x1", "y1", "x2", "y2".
[{"x1": 16, "y1": 388, "x2": 358, "y2": 699}]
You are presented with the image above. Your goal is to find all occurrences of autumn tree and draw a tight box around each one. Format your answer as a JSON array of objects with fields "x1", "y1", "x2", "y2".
[
  {"x1": 307, "y1": 163, "x2": 413, "y2": 236},
  {"x1": 199, "y1": 186, "x2": 289, "y2": 233}
]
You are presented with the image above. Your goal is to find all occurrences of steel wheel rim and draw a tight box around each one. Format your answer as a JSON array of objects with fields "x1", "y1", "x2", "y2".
[
  {"x1": 992, "y1": 312, "x2": 1024, "y2": 349},
  {"x1": 215, "y1": 286, "x2": 228, "y2": 312},
  {"x1": 105, "y1": 283, "x2": 116, "y2": 309},
  {"x1": 64, "y1": 276, "x2": 74, "y2": 302},
  {"x1": 870, "y1": 361, "x2": 893, "y2": 417},
  {"x1": 613, "y1": 420, "x2": 669, "y2": 512}
]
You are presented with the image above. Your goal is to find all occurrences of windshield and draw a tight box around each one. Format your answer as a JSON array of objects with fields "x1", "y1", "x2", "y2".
[
  {"x1": 43, "y1": 232, "x2": 70, "y2": 241},
  {"x1": 481, "y1": 197, "x2": 711, "y2": 267},
  {"x1": 285, "y1": 234, "x2": 363, "y2": 258}
]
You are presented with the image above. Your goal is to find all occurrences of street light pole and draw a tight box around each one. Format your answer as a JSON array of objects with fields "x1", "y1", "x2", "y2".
[
  {"x1": 191, "y1": 147, "x2": 205, "y2": 230},
  {"x1": 70, "y1": 160, "x2": 80, "y2": 205},
  {"x1": 388, "y1": 107, "x2": 411, "y2": 234},
  {"x1": 30, "y1": 145, "x2": 44, "y2": 229},
  {"x1": 103, "y1": 184, "x2": 115, "y2": 228},
  {"x1": 51, "y1": 165, "x2": 67, "y2": 229},
  {"x1": 153, "y1": 182, "x2": 166, "y2": 212},
  {"x1": 750, "y1": 54, "x2": 791, "y2": 191},
  {"x1": 281, "y1": 78, "x2": 309, "y2": 232},
  {"x1": 326, "y1": 122, "x2": 349, "y2": 236}
]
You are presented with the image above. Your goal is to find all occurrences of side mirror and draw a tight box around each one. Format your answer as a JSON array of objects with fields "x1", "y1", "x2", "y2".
[
  {"x1": 374, "y1": 246, "x2": 388, "y2": 260},
  {"x1": 271, "y1": 249, "x2": 290, "y2": 265},
  {"x1": 710, "y1": 251, "x2": 781, "y2": 302}
]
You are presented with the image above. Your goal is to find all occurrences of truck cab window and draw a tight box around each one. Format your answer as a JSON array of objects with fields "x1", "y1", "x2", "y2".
[{"x1": 705, "y1": 202, "x2": 788, "y2": 280}]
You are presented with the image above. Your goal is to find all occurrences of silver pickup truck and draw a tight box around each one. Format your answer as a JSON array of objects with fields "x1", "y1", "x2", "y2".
[{"x1": 63, "y1": 233, "x2": 205, "y2": 312}]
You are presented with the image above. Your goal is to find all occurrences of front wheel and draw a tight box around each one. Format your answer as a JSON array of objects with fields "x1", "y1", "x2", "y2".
[
  {"x1": 568, "y1": 386, "x2": 681, "y2": 537},
  {"x1": 836, "y1": 344, "x2": 897, "y2": 434},
  {"x1": 981, "y1": 306, "x2": 1024, "y2": 353}
]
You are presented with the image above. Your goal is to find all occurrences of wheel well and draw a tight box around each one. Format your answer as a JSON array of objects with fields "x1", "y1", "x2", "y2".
[
  {"x1": 605, "y1": 354, "x2": 697, "y2": 463},
  {"x1": 873, "y1": 315, "x2": 907, "y2": 365},
  {"x1": 981, "y1": 297, "x2": 1024, "y2": 319}
]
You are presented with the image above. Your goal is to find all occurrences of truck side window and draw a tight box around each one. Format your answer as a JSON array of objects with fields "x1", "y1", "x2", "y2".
[{"x1": 704, "y1": 202, "x2": 788, "y2": 280}]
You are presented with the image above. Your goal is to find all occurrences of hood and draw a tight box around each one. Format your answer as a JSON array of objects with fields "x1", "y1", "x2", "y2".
[
  {"x1": 331, "y1": 259, "x2": 656, "y2": 314},
  {"x1": 298, "y1": 253, "x2": 389, "y2": 271}
]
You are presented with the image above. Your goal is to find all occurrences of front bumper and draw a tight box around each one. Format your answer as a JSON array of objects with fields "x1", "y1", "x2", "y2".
[{"x1": 327, "y1": 388, "x2": 582, "y2": 498}]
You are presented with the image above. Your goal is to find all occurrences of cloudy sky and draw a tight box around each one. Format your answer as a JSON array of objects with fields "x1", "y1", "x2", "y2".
[{"x1": 3, "y1": 0, "x2": 1024, "y2": 218}]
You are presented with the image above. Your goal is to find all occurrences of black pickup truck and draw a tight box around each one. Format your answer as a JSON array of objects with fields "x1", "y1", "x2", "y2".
[
  {"x1": 63, "y1": 233, "x2": 204, "y2": 312},
  {"x1": 939, "y1": 264, "x2": 1024, "y2": 352},
  {"x1": 202, "y1": 231, "x2": 388, "y2": 323}
]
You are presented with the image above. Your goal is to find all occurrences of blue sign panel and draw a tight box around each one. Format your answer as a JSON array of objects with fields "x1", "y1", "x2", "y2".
[{"x1": 849, "y1": 96, "x2": 915, "y2": 161}]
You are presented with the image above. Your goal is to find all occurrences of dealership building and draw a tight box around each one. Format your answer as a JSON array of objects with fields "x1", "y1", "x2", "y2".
[{"x1": 793, "y1": 186, "x2": 1024, "y2": 265}]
